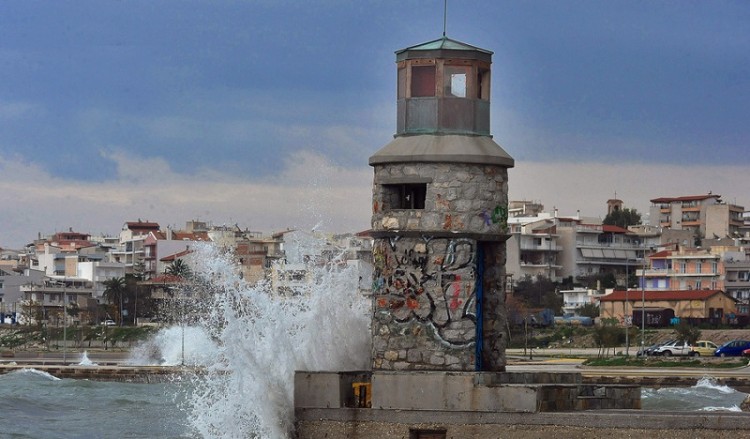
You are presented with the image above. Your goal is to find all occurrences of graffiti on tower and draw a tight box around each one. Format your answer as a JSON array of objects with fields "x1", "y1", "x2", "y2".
[{"x1": 373, "y1": 236, "x2": 477, "y2": 347}]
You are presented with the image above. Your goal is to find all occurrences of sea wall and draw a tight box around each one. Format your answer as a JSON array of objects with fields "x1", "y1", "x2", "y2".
[{"x1": 0, "y1": 364, "x2": 182, "y2": 383}]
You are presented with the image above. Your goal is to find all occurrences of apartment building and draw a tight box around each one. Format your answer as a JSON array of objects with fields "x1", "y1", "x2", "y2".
[
  {"x1": 641, "y1": 248, "x2": 723, "y2": 291},
  {"x1": 558, "y1": 287, "x2": 605, "y2": 315},
  {"x1": 506, "y1": 215, "x2": 562, "y2": 282},
  {"x1": 649, "y1": 193, "x2": 744, "y2": 240},
  {"x1": 143, "y1": 226, "x2": 210, "y2": 279},
  {"x1": 112, "y1": 220, "x2": 160, "y2": 274},
  {"x1": 507, "y1": 207, "x2": 646, "y2": 285},
  {"x1": 19, "y1": 276, "x2": 97, "y2": 325}
]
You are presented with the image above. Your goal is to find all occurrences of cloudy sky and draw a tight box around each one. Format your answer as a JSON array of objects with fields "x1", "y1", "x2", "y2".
[{"x1": 1, "y1": 1, "x2": 748, "y2": 248}]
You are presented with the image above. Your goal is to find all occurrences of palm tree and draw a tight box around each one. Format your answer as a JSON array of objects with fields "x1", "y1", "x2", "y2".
[
  {"x1": 103, "y1": 277, "x2": 126, "y2": 326},
  {"x1": 165, "y1": 259, "x2": 192, "y2": 279}
]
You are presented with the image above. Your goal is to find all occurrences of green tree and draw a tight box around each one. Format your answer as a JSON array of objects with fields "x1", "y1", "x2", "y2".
[
  {"x1": 673, "y1": 320, "x2": 701, "y2": 345},
  {"x1": 103, "y1": 277, "x2": 127, "y2": 326},
  {"x1": 165, "y1": 259, "x2": 192, "y2": 279},
  {"x1": 575, "y1": 302, "x2": 600, "y2": 318},
  {"x1": 512, "y1": 275, "x2": 561, "y2": 312},
  {"x1": 593, "y1": 317, "x2": 622, "y2": 357},
  {"x1": 603, "y1": 208, "x2": 642, "y2": 229}
]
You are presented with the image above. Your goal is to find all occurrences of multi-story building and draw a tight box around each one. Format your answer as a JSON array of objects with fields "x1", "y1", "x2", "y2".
[
  {"x1": 112, "y1": 220, "x2": 160, "y2": 275},
  {"x1": 642, "y1": 247, "x2": 723, "y2": 291},
  {"x1": 507, "y1": 207, "x2": 648, "y2": 285},
  {"x1": 0, "y1": 267, "x2": 45, "y2": 322},
  {"x1": 558, "y1": 287, "x2": 606, "y2": 316},
  {"x1": 556, "y1": 219, "x2": 644, "y2": 284},
  {"x1": 506, "y1": 215, "x2": 562, "y2": 282},
  {"x1": 143, "y1": 224, "x2": 210, "y2": 279},
  {"x1": 20, "y1": 276, "x2": 97, "y2": 325},
  {"x1": 649, "y1": 193, "x2": 744, "y2": 241},
  {"x1": 724, "y1": 257, "x2": 750, "y2": 315}
]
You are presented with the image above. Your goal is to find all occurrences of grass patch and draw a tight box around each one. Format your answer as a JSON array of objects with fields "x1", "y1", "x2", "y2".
[{"x1": 584, "y1": 357, "x2": 747, "y2": 368}]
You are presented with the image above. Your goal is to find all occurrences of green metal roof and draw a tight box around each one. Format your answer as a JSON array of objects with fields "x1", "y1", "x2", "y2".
[{"x1": 395, "y1": 36, "x2": 493, "y2": 56}]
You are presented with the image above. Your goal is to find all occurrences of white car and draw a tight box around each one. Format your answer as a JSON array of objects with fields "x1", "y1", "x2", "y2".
[
  {"x1": 653, "y1": 340, "x2": 691, "y2": 356},
  {"x1": 103, "y1": 319, "x2": 116, "y2": 326}
]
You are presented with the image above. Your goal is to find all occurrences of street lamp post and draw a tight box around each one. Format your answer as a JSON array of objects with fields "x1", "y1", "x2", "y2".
[
  {"x1": 641, "y1": 255, "x2": 646, "y2": 352},
  {"x1": 62, "y1": 281, "x2": 67, "y2": 364},
  {"x1": 625, "y1": 260, "x2": 629, "y2": 356}
]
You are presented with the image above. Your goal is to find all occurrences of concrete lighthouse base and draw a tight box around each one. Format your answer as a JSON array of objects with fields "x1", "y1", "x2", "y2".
[{"x1": 294, "y1": 370, "x2": 650, "y2": 438}]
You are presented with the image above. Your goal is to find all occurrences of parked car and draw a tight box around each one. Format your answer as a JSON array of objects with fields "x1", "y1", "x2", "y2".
[
  {"x1": 714, "y1": 340, "x2": 750, "y2": 357},
  {"x1": 690, "y1": 340, "x2": 718, "y2": 357},
  {"x1": 653, "y1": 340, "x2": 692, "y2": 357},
  {"x1": 103, "y1": 319, "x2": 116, "y2": 326},
  {"x1": 637, "y1": 339, "x2": 675, "y2": 357}
]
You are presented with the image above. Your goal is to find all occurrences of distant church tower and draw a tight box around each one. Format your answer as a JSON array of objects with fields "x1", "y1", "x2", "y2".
[
  {"x1": 607, "y1": 198, "x2": 624, "y2": 216},
  {"x1": 369, "y1": 36, "x2": 514, "y2": 371}
]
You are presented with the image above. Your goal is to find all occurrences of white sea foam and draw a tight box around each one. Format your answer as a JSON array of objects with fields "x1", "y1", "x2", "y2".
[
  {"x1": 17, "y1": 368, "x2": 61, "y2": 381},
  {"x1": 695, "y1": 376, "x2": 737, "y2": 394},
  {"x1": 77, "y1": 351, "x2": 98, "y2": 366},
  {"x1": 135, "y1": 233, "x2": 371, "y2": 438},
  {"x1": 700, "y1": 405, "x2": 742, "y2": 412}
]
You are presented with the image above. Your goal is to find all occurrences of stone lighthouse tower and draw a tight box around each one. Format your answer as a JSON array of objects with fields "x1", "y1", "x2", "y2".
[{"x1": 369, "y1": 36, "x2": 514, "y2": 372}]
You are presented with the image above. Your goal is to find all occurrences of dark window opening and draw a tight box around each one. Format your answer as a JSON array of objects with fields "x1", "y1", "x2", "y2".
[
  {"x1": 410, "y1": 429, "x2": 446, "y2": 439},
  {"x1": 398, "y1": 67, "x2": 406, "y2": 98},
  {"x1": 411, "y1": 65, "x2": 436, "y2": 97},
  {"x1": 477, "y1": 68, "x2": 490, "y2": 100},
  {"x1": 384, "y1": 183, "x2": 426, "y2": 210}
]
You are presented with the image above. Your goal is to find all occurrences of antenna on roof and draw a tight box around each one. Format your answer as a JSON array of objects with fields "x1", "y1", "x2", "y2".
[{"x1": 443, "y1": 0, "x2": 448, "y2": 37}]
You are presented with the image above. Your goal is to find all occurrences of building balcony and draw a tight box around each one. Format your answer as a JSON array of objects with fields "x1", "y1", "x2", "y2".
[
  {"x1": 520, "y1": 262, "x2": 562, "y2": 268},
  {"x1": 575, "y1": 225, "x2": 602, "y2": 233},
  {"x1": 520, "y1": 244, "x2": 562, "y2": 252},
  {"x1": 725, "y1": 280, "x2": 750, "y2": 288}
]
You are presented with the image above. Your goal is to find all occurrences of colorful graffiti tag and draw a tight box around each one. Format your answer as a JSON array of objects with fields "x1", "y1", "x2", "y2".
[{"x1": 373, "y1": 236, "x2": 477, "y2": 347}]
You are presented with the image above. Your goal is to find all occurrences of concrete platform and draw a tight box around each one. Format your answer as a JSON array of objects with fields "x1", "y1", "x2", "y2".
[{"x1": 295, "y1": 408, "x2": 750, "y2": 438}]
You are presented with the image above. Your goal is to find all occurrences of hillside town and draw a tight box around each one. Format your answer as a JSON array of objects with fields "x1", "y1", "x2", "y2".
[{"x1": 0, "y1": 192, "x2": 749, "y2": 331}]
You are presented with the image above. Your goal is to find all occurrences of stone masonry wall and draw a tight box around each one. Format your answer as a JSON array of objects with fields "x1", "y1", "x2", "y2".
[
  {"x1": 372, "y1": 163, "x2": 509, "y2": 235},
  {"x1": 372, "y1": 235, "x2": 478, "y2": 370},
  {"x1": 370, "y1": 161, "x2": 509, "y2": 371}
]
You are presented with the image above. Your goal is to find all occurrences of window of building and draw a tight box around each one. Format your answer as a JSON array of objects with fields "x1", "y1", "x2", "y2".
[
  {"x1": 383, "y1": 183, "x2": 427, "y2": 210},
  {"x1": 679, "y1": 262, "x2": 686, "y2": 273},
  {"x1": 696, "y1": 262, "x2": 702, "y2": 274},
  {"x1": 444, "y1": 65, "x2": 469, "y2": 97},
  {"x1": 410, "y1": 429, "x2": 446, "y2": 439},
  {"x1": 477, "y1": 68, "x2": 490, "y2": 100},
  {"x1": 397, "y1": 67, "x2": 406, "y2": 98},
  {"x1": 411, "y1": 65, "x2": 436, "y2": 97}
]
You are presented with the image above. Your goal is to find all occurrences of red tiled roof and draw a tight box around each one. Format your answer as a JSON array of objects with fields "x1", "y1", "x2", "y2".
[
  {"x1": 272, "y1": 229, "x2": 296, "y2": 238},
  {"x1": 649, "y1": 250, "x2": 672, "y2": 259},
  {"x1": 160, "y1": 248, "x2": 194, "y2": 262},
  {"x1": 601, "y1": 225, "x2": 630, "y2": 234},
  {"x1": 125, "y1": 221, "x2": 160, "y2": 230},
  {"x1": 650, "y1": 194, "x2": 720, "y2": 203},
  {"x1": 600, "y1": 289, "x2": 727, "y2": 302},
  {"x1": 152, "y1": 231, "x2": 167, "y2": 240},
  {"x1": 172, "y1": 231, "x2": 210, "y2": 241}
]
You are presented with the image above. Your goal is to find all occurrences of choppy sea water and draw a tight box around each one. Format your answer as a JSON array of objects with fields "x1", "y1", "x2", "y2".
[
  {"x1": 641, "y1": 376, "x2": 747, "y2": 412},
  {"x1": 0, "y1": 369, "x2": 194, "y2": 439},
  {"x1": 0, "y1": 368, "x2": 745, "y2": 439}
]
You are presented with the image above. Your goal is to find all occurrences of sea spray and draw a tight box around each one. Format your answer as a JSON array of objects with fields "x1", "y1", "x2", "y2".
[
  {"x1": 144, "y1": 232, "x2": 371, "y2": 438},
  {"x1": 78, "y1": 351, "x2": 98, "y2": 366}
]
